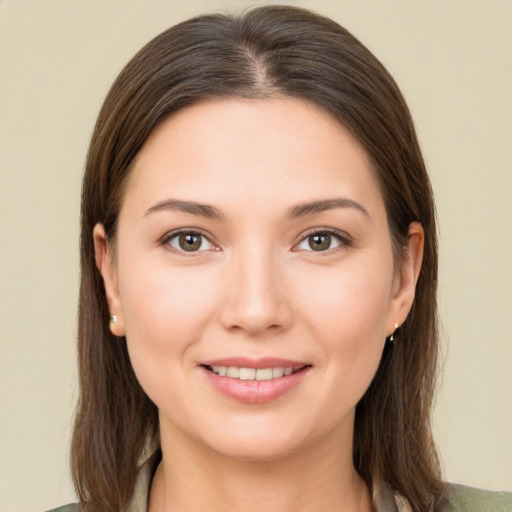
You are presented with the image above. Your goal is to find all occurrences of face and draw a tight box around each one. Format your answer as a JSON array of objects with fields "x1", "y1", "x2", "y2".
[{"x1": 95, "y1": 98, "x2": 422, "y2": 461}]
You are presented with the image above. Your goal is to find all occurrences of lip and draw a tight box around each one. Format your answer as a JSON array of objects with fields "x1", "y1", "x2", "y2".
[
  {"x1": 201, "y1": 357, "x2": 307, "y2": 370},
  {"x1": 198, "y1": 357, "x2": 311, "y2": 404}
]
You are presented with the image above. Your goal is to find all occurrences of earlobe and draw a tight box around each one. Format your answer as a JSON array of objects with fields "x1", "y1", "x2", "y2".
[
  {"x1": 93, "y1": 224, "x2": 126, "y2": 337},
  {"x1": 387, "y1": 222, "x2": 424, "y2": 336}
]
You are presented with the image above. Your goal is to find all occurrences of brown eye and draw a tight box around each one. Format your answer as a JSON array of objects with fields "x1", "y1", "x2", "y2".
[
  {"x1": 296, "y1": 231, "x2": 343, "y2": 252},
  {"x1": 167, "y1": 232, "x2": 214, "y2": 252},
  {"x1": 179, "y1": 233, "x2": 202, "y2": 251},
  {"x1": 308, "y1": 233, "x2": 332, "y2": 251}
]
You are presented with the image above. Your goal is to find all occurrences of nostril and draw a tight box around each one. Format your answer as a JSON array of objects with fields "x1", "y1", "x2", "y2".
[{"x1": 219, "y1": 283, "x2": 293, "y2": 334}]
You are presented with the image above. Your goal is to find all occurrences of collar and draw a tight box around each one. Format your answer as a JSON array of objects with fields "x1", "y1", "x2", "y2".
[{"x1": 124, "y1": 454, "x2": 411, "y2": 512}]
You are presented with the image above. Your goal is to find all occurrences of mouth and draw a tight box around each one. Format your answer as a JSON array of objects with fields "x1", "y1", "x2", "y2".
[
  {"x1": 199, "y1": 360, "x2": 311, "y2": 403},
  {"x1": 202, "y1": 365, "x2": 308, "y2": 381}
]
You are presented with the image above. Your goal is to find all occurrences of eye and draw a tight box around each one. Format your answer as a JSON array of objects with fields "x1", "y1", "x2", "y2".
[
  {"x1": 164, "y1": 231, "x2": 215, "y2": 252},
  {"x1": 296, "y1": 230, "x2": 346, "y2": 252}
]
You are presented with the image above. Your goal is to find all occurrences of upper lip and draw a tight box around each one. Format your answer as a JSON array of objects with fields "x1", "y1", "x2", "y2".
[{"x1": 200, "y1": 357, "x2": 309, "y2": 370}]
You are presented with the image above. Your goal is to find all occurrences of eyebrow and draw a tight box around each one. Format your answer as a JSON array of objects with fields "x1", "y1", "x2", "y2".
[
  {"x1": 144, "y1": 199, "x2": 224, "y2": 220},
  {"x1": 286, "y1": 198, "x2": 371, "y2": 220},
  {"x1": 143, "y1": 197, "x2": 370, "y2": 221}
]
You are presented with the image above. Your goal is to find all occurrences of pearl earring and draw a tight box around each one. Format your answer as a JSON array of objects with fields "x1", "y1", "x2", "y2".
[{"x1": 390, "y1": 322, "x2": 399, "y2": 342}]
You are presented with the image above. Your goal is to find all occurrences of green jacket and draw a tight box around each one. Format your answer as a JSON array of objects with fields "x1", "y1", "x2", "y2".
[{"x1": 449, "y1": 484, "x2": 512, "y2": 511}]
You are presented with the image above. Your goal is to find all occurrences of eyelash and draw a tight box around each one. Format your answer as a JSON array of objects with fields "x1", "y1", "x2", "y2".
[
  {"x1": 160, "y1": 228, "x2": 352, "y2": 254},
  {"x1": 160, "y1": 229, "x2": 217, "y2": 255},
  {"x1": 294, "y1": 228, "x2": 353, "y2": 253}
]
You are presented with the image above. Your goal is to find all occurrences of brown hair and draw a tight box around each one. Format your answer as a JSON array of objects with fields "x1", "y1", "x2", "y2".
[{"x1": 72, "y1": 5, "x2": 447, "y2": 512}]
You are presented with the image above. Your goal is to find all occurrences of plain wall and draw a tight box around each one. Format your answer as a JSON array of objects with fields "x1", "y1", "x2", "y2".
[{"x1": 0, "y1": 1, "x2": 511, "y2": 510}]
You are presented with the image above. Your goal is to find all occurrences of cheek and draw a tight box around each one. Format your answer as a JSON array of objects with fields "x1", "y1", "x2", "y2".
[
  {"x1": 121, "y1": 253, "x2": 220, "y2": 334},
  {"x1": 116, "y1": 254, "x2": 221, "y2": 388},
  {"x1": 294, "y1": 259, "x2": 393, "y2": 399},
  {"x1": 296, "y1": 260, "x2": 393, "y2": 338}
]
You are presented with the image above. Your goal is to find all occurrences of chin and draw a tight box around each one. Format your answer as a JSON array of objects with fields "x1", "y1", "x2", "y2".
[
  {"x1": 192, "y1": 413, "x2": 340, "y2": 463},
  {"x1": 206, "y1": 433, "x2": 307, "y2": 462}
]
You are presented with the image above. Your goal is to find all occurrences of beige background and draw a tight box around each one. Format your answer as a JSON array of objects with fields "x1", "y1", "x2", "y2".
[{"x1": 0, "y1": 1, "x2": 511, "y2": 510}]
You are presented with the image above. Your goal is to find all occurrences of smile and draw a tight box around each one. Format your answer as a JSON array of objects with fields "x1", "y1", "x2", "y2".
[
  {"x1": 205, "y1": 366, "x2": 295, "y2": 380},
  {"x1": 200, "y1": 360, "x2": 311, "y2": 404}
]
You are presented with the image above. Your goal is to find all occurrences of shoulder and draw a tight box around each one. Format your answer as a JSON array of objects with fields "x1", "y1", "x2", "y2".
[
  {"x1": 447, "y1": 483, "x2": 512, "y2": 511},
  {"x1": 45, "y1": 504, "x2": 80, "y2": 512}
]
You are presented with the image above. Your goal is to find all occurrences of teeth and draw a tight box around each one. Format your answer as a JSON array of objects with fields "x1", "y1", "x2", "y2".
[
  {"x1": 209, "y1": 366, "x2": 296, "y2": 381},
  {"x1": 240, "y1": 368, "x2": 256, "y2": 380},
  {"x1": 256, "y1": 368, "x2": 273, "y2": 380},
  {"x1": 272, "y1": 367, "x2": 284, "y2": 378},
  {"x1": 226, "y1": 367, "x2": 240, "y2": 378}
]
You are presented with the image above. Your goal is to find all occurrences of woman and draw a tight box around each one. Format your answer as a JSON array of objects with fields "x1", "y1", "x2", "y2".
[{"x1": 55, "y1": 5, "x2": 511, "y2": 512}]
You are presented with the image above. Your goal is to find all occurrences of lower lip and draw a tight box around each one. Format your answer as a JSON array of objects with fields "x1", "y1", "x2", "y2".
[{"x1": 200, "y1": 366, "x2": 310, "y2": 404}]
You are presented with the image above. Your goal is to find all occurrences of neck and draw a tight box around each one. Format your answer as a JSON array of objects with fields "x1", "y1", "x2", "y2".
[{"x1": 149, "y1": 420, "x2": 372, "y2": 512}]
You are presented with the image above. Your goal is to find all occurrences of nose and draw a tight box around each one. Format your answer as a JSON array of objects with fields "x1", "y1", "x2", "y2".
[{"x1": 219, "y1": 247, "x2": 293, "y2": 336}]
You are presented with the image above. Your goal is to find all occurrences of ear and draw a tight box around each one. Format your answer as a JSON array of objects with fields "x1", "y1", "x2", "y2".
[
  {"x1": 386, "y1": 222, "x2": 424, "y2": 336},
  {"x1": 93, "y1": 223, "x2": 126, "y2": 337}
]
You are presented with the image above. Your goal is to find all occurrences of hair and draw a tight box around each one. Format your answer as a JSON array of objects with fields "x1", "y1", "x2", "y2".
[{"x1": 72, "y1": 5, "x2": 447, "y2": 512}]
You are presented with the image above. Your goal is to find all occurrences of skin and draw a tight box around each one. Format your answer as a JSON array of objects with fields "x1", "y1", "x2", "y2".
[{"x1": 94, "y1": 98, "x2": 423, "y2": 512}]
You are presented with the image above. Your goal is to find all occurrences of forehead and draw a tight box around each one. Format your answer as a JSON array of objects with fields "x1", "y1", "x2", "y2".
[{"x1": 122, "y1": 97, "x2": 385, "y2": 220}]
